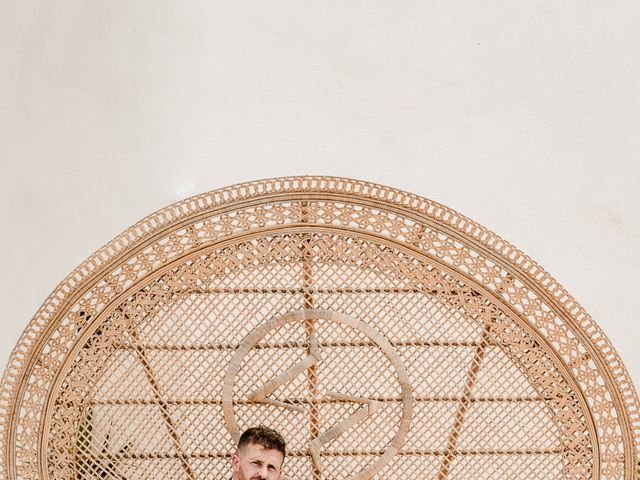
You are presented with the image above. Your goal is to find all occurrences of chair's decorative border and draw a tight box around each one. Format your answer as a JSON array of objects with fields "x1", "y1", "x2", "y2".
[{"x1": 1, "y1": 176, "x2": 638, "y2": 479}]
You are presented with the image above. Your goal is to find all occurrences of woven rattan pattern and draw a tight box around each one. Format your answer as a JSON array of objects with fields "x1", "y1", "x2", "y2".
[{"x1": 0, "y1": 177, "x2": 638, "y2": 480}]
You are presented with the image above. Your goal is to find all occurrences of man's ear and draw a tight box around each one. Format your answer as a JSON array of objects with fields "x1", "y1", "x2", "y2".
[{"x1": 232, "y1": 453, "x2": 239, "y2": 472}]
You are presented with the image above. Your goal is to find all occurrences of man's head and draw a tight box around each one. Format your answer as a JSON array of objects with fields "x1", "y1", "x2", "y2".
[{"x1": 232, "y1": 426, "x2": 286, "y2": 480}]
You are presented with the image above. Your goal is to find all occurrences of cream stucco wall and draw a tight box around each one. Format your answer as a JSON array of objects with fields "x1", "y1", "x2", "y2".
[{"x1": 1, "y1": 2, "x2": 639, "y2": 391}]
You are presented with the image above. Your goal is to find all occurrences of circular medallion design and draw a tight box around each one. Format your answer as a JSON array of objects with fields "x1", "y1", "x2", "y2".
[{"x1": 223, "y1": 309, "x2": 413, "y2": 480}]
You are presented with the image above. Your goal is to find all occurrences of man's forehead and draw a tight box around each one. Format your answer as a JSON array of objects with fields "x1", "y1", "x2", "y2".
[{"x1": 239, "y1": 442, "x2": 284, "y2": 463}]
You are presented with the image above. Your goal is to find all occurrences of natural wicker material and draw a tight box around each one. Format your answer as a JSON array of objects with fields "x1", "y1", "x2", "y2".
[{"x1": 0, "y1": 176, "x2": 638, "y2": 480}]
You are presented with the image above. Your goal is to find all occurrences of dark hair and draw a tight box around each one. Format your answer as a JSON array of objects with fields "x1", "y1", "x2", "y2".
[{"x1": 238, "y1": 426, "x2": 286, "y2": 458}]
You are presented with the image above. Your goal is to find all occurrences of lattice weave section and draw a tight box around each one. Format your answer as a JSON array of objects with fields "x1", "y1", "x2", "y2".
[{"x1": 1, "y1": 177, "x2": 638, "y2": 480}]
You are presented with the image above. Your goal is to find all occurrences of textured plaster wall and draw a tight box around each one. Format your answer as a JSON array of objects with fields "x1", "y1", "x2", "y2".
[{"x1": 1, "y1": 2, "x2": 639, "y2": 391}]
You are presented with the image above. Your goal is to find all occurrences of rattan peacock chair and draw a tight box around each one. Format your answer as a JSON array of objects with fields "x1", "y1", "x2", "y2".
[{"x1": 1, "y1": 177, "x2": 638, "y2": 480}]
